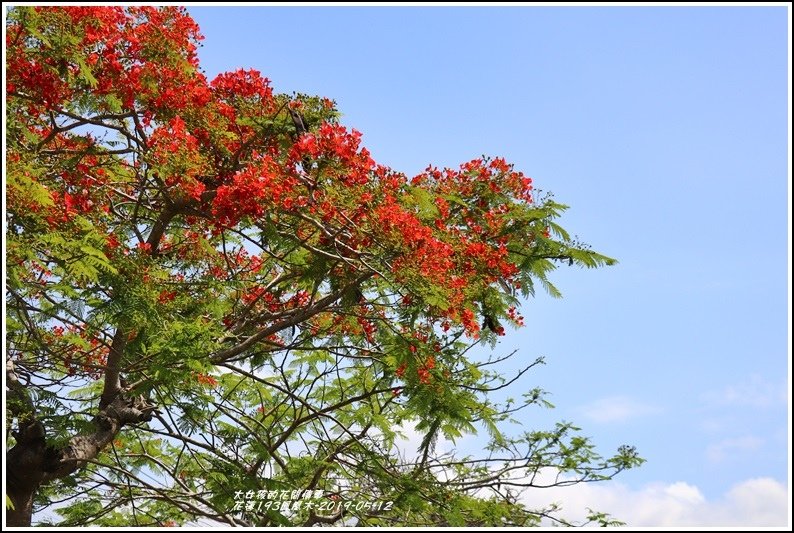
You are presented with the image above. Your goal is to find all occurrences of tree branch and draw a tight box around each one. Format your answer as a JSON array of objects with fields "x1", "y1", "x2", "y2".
[
  {"x1": 99, "y1": 329, "x2": 127, "y2": 409},
  {"x1": 211, "y1": 272, "x2": 374, "y2": 363}
]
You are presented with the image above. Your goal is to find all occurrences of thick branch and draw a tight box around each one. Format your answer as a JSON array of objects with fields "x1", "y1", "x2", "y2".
[
  {"x1": 99, "y1": 329, "x2": 127, "y2": 409},
  {"x1": 36, "y1": 394, "x2": 157, "y2": 482},
  {"x1": 211, "y1": 272, "x2": 374, "y2": 363},
  {"x1": 6, "y1": 357, "x2": 34, "y2": 418},
  {"x1": 146, "y1": 190, "x2": 217, "y2": 256},
  {"x1": 6, "y1": 393, "x2": 157, "y2": 526}
]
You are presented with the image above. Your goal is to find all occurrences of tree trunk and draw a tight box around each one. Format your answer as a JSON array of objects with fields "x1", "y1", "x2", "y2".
[
  {"x1": 6, "y1": 484, "x2": 36, "y2": 527},
  {"x1": 6, "y1": 420, "x2": 47, "y2": 527},
  {"x1": 5, "y1": 395, "x2": 158, "y2": 527}
]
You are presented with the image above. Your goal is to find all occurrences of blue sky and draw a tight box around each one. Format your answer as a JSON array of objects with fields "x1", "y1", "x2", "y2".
[{"x1": 189, "y1": 6, "x2": 790, "y2": 526}]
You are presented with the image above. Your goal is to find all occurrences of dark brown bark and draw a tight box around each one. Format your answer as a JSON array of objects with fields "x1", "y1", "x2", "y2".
[
  {"x1": 5, "y1": 394, "x2": 158, "y2": 527},
  {"x1": 6, "y1": 420, "x2": 47, "y2": 526},
  {"x1": 6, "y1": 487, "x2": 35, "y2": 527}
]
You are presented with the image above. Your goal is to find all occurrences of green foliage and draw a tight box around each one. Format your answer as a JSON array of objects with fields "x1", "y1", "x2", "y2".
[{"x1": 5, "y1": 5, "x2": 639, "y2": 528}]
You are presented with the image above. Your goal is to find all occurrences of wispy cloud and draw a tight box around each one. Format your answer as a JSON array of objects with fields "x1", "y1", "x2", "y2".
[
  {"x1": 578, "y1": 396, "x2": 661, "y2": 423},
  {"x1": 701, "y1": 374, "x2": 787, "y2": 409},
  {"x1": 706, "y1": 435, "x2": 764, "y2": 463},
  {"x1": 519, "y1": 473, "x2": 788, "y2": 526}
]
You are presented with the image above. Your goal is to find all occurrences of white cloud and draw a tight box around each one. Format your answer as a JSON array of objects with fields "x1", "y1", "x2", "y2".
[
  {"x1": 698, "y1": 415, "x2": 735, "y2": 433},
  {"x1": 578, "y1": 395, "x2": 661, "y2": 423},
  {"x1": 702, "y1": 374, "x2": 787, "y2": 409},
  {"x1": 706, "y1": 435, "x2": 764, "y2": 463},
  {"x1": 519, "y1": 473, "x2": 789, "y2": 527}
]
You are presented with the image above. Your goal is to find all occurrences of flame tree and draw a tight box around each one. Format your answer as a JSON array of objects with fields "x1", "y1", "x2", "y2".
[{"x1": 5, "y1": 6, "x2": 642, "y2": 527}]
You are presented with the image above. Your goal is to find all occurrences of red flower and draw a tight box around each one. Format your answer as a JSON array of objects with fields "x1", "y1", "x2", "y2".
[
  {"x1": 460, "y1": 309, "x2": 480, "y2": 335},
  {"x1": 105, "y1": 234, "x2": 121, "y2": 251},
  {"x1": 395, "y1": 363, "x2": 407, "y2": 378},
  {"x1": 158, "y1": 290, "x2": 177, "y2": 304},
  {"x1": 196, "y1": 373, "x2": 218, "y2": 387}
]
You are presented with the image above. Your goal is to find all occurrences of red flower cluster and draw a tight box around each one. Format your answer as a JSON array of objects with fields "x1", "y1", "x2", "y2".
[
  {"x1": 6, "y1": 5, "x2": 555, "y2": 397},
  {"x1": 395, "y1": 363, "x2": 407, "y2": 378},
  {"x1": 288, "y1": 123, "x2": 375, "y2": 186},
  {"x1": 158, "y1": 290, "x2": 177, "y2": 304},
  {"x1": 195, "y1": 373, "x2": 218, "y2": 388},
  {"x1": 212, "y1": 155, "x2": 299, "y2": 226},
  {"x1": 507, "y1": 306, "x2": 525, "y2": 327},
  {"x1": 357, "y1": 317, "x2": 377, "y2": 343},
  {"x1": 7, "y1": 7, "x2": 208, "y2": 113},
  {"x1": 459, "y1": 309, "x2": 480, "y2": 336},
  {"x1": 211, "y1": 69, "x2": 273, "y2": 102},
  {"x1": 417, "y1": 356, "x2": 435, "y2": 385}
]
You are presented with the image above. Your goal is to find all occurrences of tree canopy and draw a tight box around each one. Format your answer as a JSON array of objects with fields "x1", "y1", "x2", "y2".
[{"x1": 5, "y1": 6, "x2": 642, "y2": 527}]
